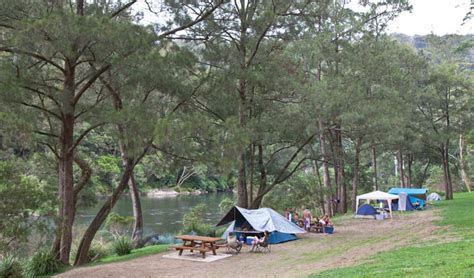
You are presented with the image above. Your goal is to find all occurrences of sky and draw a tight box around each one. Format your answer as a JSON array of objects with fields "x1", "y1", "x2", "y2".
[
  {"x1": 135, "y1": 0, "x2": 473, "y2": 36},
  {"x1": 386, "y1": 0, "x2": 472, "y2": 35}
]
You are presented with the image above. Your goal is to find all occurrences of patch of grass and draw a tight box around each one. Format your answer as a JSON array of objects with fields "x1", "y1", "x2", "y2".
[
  {"x1": 93, "y1": 244, "x2": 170, "y2": 265},
  {"x1": 310, "y1": 192, "x2": 474, "y2": 277},
  {"x1": 435, "y1": 193, "x2": 474, "y2": 238}
]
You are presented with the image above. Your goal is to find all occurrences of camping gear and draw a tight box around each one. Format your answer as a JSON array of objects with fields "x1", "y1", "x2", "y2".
[
  {"x1": 388, "y1": 188, "x2": 428, "y2": 200},
  {"x1": 398, "y1": 192, "x2": 407, "y2": 211},
  {"x1": 217, "y1": 206, "x2": 305, "y2": 244},
  {"x1": 226, "y1": 234, "x2": 242, "y2": 254},
  {"x1": 390, "y1": 195, "x2": 417, "y2": 211},
  {"x1": 355, "y1": 204, "x2": 377, "y2": 219},
  {"x1": 355, "y1": 190, "x2": 399, "y2": 218},
  {"x1": 323, "y1": 226, "x2": 334, "y2": 234},
  {"x1": 388, "y1": 188, "x2": 428, "y2": 209},
  {"x1": 252, "y1": 232, "x2": 271, "y2": 253},
  {"x1": 375, "y1": 214, "x2": 384, "y2": 220},
  {"x1": 427, "y1": 192, "x2": 442, "y2": 201}
]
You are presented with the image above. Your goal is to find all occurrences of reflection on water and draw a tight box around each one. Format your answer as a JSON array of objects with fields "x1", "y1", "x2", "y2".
[{"x1": 76, "y1": 192, "x2": 234, "y2": 235}]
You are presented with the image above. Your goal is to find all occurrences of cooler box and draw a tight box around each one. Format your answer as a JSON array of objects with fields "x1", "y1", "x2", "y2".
[
  {"x1": 375, "y1": 214, "x2": 384, "y2": 220},
  {"x1": 323, "y1": 227, "x2": 334, "y2": 234}
]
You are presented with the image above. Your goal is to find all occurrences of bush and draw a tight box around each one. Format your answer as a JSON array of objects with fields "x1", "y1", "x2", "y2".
[
  {"x1": 105, "y1": 212, "x2": 134, "y2": 237},
  {"x1": 113, "y1": 237, "x2": 132, "y2": 256},
  {"x1": 181, "y1": 203, "x2": 214, "y2": 236},
  {"x1": 0, "y1": 255, "x2": 24, "y2": 278},
  {"x1": 88, "y1": 241, "x2": 110, "y2": 262},
  {"x1": 157, "y1": 234, "x2": 181, "y2": 245},
  {"x1": 219, "y1": 197, "x2": 235, "y2": 213},
  {"x1": 24, "y1": 249, "x2": 60, "y2": 278}
]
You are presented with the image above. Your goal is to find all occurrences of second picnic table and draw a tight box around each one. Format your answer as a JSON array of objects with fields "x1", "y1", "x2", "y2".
[{"x1": 174, "y1": 235, "x2": 222, "y2": 259}]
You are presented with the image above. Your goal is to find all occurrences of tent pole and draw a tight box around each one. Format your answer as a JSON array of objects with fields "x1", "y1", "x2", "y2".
[
  {"x1": 355, "y1": 198, "x2": 359, "y2": 214},
  {"x1": 389, "y1": 200, "x2": 393, "y2": 219}
]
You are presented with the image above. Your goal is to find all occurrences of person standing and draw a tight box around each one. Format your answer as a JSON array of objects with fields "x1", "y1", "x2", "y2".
[{"x1": 303, "y1": 208, "x2": 312, "y2": 232}]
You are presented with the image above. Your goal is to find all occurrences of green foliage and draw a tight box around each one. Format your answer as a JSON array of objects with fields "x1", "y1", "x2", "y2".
[
  {"x1": 90, "y1": 155, "x2": 121, "y2": 194},
  {"x1": 0, "y1": 160, "x2": 55, "y2": 254},
  {"x1": 105, "y1": 212, "x2": 134, "y2": 237},
  {"x1": 24, "y1": 249, "x2": 60, "y2": 278},
  {"x1": 0, "y1": 255, "x2": 24, "y2": 278},
  {"x1": 87, "y1": 241, "x2": 110, "y2": 262},
  {"x1": 264, "y1": 173, "x2": 325, "y2": 214},
  {"x1": 113, "y1": 237, "x2": 132, "y2": 256},
  {"x1": 112, "y1": 237, "x2": 132, "y2": 257},
  {"x1": 219, "y1": 197, "x2": 235, "y2": 213},
  {"x1": 181, "y1": 204, "x2": 214, "y2": 236}
]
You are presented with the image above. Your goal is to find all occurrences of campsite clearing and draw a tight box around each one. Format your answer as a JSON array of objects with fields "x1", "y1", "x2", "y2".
[{"x1": 57, "y1": 207, "x2": 442, "y2": 278}]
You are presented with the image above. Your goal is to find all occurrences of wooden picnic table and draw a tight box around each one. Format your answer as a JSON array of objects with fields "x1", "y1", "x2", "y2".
[{"x1": 174, "y1": 235, "x2": 222, "y2": 259}]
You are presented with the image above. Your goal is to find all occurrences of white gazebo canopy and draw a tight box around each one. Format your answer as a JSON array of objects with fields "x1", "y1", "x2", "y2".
[{"x1": 356, "y1": 190, "x2": 399, "y2": 218}]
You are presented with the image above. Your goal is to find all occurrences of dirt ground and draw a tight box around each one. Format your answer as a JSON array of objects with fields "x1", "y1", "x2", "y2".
[{"x1": 57, "y1": 210, "x2": 440, "y2": 278}]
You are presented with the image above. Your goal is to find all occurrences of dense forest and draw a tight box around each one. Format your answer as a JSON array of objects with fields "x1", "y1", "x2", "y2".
[{"x1": 0, "y1": 0, "x2": 472, "y2": 272}]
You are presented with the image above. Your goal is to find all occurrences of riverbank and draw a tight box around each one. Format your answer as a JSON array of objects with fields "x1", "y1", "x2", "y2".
[
  {"x1": 57, "y1": 193, "x2": 474, "y2": 277},
  {"x1": 144, "y1": 188, "x2": 206, "y2": 198}
]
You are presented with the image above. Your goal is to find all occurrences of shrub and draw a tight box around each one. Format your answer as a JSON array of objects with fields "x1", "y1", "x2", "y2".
[
  {"x1": 219, "y1": 197, "x2": 235, "y2": 213},
  {"x1": 24, "y1": 249, "x2": 60, "y2": 278},
  {"x1": 0, "y1": 255, "x2": 24, "y2": 278},
  {"x1": 88, "y1": 241, "x2": 110, "y2": 262},
  {"x1": 113, "y1": 236, "x2": 132, "y2": 256},
  {"x1": 157, "y1": 234, "x2": 181, "y2": 245},
  {"x1": 105, "y1": 212, "x2": 134, "y2": 237},
  {"x1": 181, "y1": 204, "x2": 215, "y2": 236}
]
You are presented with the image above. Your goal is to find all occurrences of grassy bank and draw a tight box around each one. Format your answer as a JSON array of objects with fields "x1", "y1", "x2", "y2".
[
  {"x1": 92, "y1": 244, "x2": 170, "y2": 265},
  {"x1": 50, "y1": 244, "x2": 170, "y2": 277},
  {"x1": 310, "y1": 192, "x2": 474, "y2": 277}
]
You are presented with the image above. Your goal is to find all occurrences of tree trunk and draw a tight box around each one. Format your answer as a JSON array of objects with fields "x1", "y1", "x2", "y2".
[
  {"x1": 397, "y1": 149, "x2": 405, "y2": 188},
  {"x1": 249, "y1": 144, "x2": 266, "y2": 209},
  {"x1": 371, "y1": 144, "x2": 378, "y2": 190},
  {"x1": 312, "y1": 160, "x2": 325, "y2": 215},
  {"x1": 236, "y1": 80, "x2": 248, "y2": 207},
  {"x1": 443, "y1": 89, "x2": 453, "y2": 199},
  {"x1": 459, "y1": 134, "x2": 472, "y2": 192},
  {"x1": 319, "y1": 120, "x2": 333, "y2": 216},
  {"x1": 406, "y1": 154, "x2": 413, "y2": 188},
  {"x1": 52, "y1": 156, "x2": 92, "y2": 259},
  {"x1": 419, "y1": 159, "x2": 431, "y2": 187},
  {"x1": 237, "y1": 151, "x2": 248, "y2": 208},
  {"x1": 442, "y1": 143, "x2": 453, "y2": 200},
  {"x1": 128, "y1": 173, "x2": 143, "y2": 246},
  {"x1": 74, "y1": 157, "x2": 135, "y2": 265},
  {"x1": 351, "y1": 138, "x2": 361, "y2": 212},
  {"x1": 333, "y1": 125, "x2": 346, "y2": 213},
  {"x1": 76, "y1": 0, "x2": 84, "y2": 15},
  {"x1": 248, "y1": 143, "x2": 255, "y2": 205},
  {"x1": 58, "y1": 61, "x2": 76, "y2": 265}
]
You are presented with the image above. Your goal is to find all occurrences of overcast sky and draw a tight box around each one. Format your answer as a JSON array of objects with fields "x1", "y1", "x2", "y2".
[
  {"x1": 136, "y1": 0, "x2": 473, "y2": 36},
  {"x1": 387, "y1": 0, "x2": 473, "y2": 35}
]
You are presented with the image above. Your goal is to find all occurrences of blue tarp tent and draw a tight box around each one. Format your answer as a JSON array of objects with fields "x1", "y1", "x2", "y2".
[
  {"x1": 388, "y1": 188, "x2": 428, "y2": 209},
  {"x1": 390, "y1": 196, "x2": 416, "y2": 211},
  {"x1": 356, "y1": 204, "x2": 377, "y2": 216},
  {"x1": 217, "y1": 206, "x2": 305, "y2": 244}
]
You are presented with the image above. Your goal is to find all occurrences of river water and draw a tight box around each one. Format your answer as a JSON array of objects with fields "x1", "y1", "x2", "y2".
[{"x1": 76, "y1": 192, "x2": 233, "y2": 236}]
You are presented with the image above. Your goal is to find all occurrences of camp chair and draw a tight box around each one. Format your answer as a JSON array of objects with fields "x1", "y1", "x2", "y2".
[
  {"x1": 253, "y1": 233, "x2": 271, "y2": 253},
  {"x1": 226, "y1": 234, "x2": 242, "y2": 254}
]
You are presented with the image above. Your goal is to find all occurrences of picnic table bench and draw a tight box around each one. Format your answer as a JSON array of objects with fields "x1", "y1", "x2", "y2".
[{"x1": 174, "y1": 235, "x2": 222, "y2": 259}]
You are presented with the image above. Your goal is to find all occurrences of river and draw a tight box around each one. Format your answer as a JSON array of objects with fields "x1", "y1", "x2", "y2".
[{"x1": 76, "y1": 192, "x2": 233, "y2": 236}]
